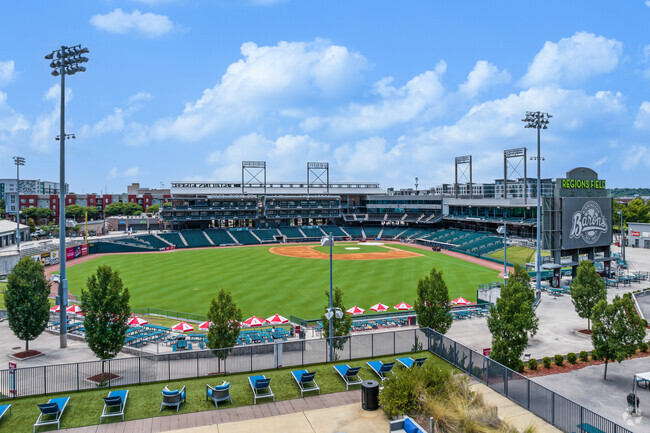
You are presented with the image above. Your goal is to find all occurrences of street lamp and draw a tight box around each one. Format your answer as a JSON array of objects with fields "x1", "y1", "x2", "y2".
[
  {"x1": 322, "y1": 233, "x2": 343, "y2": 362},
  {"x1": 618, "y1": 210, "x2": 625, "y2": 265},
  {"x1": 45, "y1": 44, "x2": 89, "y2": 349},
  {"x1": 13, "y1": 156, "x2": 25, "y2": 253},
  {"x1": 522, "y1": 111, "x2": 551, "y2": 293}
]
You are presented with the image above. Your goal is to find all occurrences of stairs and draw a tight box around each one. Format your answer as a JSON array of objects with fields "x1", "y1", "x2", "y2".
[
  {"x1": 298, "y1": 228, "x2": 307, "y2": 238},
  {"x1": 226, "y1": 230, "x2": 239, "y2": 244},
  {"x1": 154, "y1": 233, "x2": 174, "y2": 247},
  {"x1": 203, "y1": 231, "x2": 215, "y2": 246},
  {"x1": 177, "y1": 232, "x2": 188, "y2": 247},
  {"x1": 249, "y1": 230, "x2": 262, "y2": 243}
]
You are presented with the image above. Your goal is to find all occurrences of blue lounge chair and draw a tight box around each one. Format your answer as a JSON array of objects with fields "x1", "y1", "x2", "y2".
[
  {"x1": 396, "y1": 357, "x2": 427, "y2": 369},
  {"x1": 206, "y1": 382, "x2": 233, "y2": 407},
  {"x1": 366, "y1": 360, "x2": 395, "y2": 381},
  {"x1": 0, "y1": 404, "x2": 11, "y2": 424},
  {"x1": 248, "y1": 375, "x2": 274, "y2": 404},
  {"x1": 34, "y1": 397, "x2": 70, "y2": 433},
  {"x1": 160, "y1": 386, "x2": 186, "y2": 412},
  {"x1": 291, "y1": 370, "x2": 319, "y2": 397},
  {"x1": 101, "y1": 389, "x2": 128, "y2": 422},
  {"x1": 333, "y1": 365, "x2": 362, "y2": 390}
]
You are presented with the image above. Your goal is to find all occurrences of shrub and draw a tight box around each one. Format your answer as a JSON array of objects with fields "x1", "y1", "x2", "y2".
[
  {"x1": 554, "y1": 354, "x2": 564, "y2": 366},
  {"x1": 640, "y1": 341, "x2": 648, "y2": 353},
  {"x1": 514, "y1": 359, "x2": 525, "y2": 373},
  {"x1": 542, "y1": 357, "x2": 552, "y2": 369},
  {"x1": 527, "y1": 358, "x2": 538, "y2": 371},
  {"x1": 591, "y1": 350, "x2": 601, "y2": 361},
  {"x1": 579, "y1": 351, "x2": 589, "y2": 362},
  {"x1": 567, "y1": 352, "x2": 577, "y2": 364}
]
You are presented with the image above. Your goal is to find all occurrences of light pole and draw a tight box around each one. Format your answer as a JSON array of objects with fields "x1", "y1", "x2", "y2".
[
  {"x1": 522, "y1": 111, "x2": 551, "y2": 293},
  {"x1": 618, "y1": 210, "x2": 625, "y2": 265},
  {"x1": 323, "y1": 232, "x2": 342, "y2": 362},
  {"x1": 45, "y1": 44, "x2": 88, "y2": 348},
  {"x1": 13, "y1": 156, "x2": 25, "y2": 253}
]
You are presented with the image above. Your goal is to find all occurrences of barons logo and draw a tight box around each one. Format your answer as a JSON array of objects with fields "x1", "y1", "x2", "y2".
[{"x1": 569, "y1": 201, "x2": 608, "y2": 244}]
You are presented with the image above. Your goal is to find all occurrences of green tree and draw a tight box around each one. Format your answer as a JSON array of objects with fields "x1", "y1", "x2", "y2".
[
  {"x1": 0, "y1": 197, "x2": 5, "y2": 215},
  {"x1": 104, "y1": 202, "x2": 124, "y2": 216},
  {"x1": 4, "y1": 258, "x2": 51, "y2": 352},
  {"x1": 206, "y1": 289, "x2": 243, "y2": 372},
  {"x1": 146, "y1": 204, "x2": 160, "y2": 214},
  {"x1": 487, "y1": 265, "x2": 538, "y2": 370},
  {"x1": 591, "y1": 294, "x2": 647, "y2": 380},
  {"x1": 413, "y1": 267, "x2": 452, "y2": 334},
  {"x1": 124, "y1": 202, "x2": 144, "y2": 215},
  {"x1": 35, "y1": 207, "x2": 54, "y2": 224},
  {"x1": 322, "y1": 286, "x2": 353, "y2": 358},
  {"x1": 84, "y1": 206, "x2": 99, "y2": 220},
  {"x1": 26, "y1": 218, "x2": 36, "y2": 233},
  {"x1": 570, "y1": 261, "x2": 607, "y2": 331},
  {"x1": 80, "y1": 266, "x2": 131, "y2": 380},
  {"x1": 21, "y1": 207, "x2": 38, "y2": 220},
  {"x1": 65, "y1": 204, "x2": 85, "y2": 221}
]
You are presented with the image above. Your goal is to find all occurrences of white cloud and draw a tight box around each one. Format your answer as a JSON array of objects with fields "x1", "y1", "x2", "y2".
[
  {"x1": 90, "y1": 9, "x2": 175, "y2": 37},
  {"x1": 109, "y1": 166, "x2": 141, "y2": 178},
  {"x1": 0, "y1": 61, "x2": 15, "y2": 86},
  {"x1": 646, "y1": 0, "x2": 650, "y2": 7},
  {"x1": 0, "y1": 91, "x2": 29, "y2": 136},
  {"x1": 127, "y1": 92, "x2": 152, "y2": 104},
  {"x1": 81, "y1": 91, "x2": 152, "y2": 138},
  {"x1": 458, "y1": 60, "x2": 510, "y2": 97},
  {"x1": 520, "y1": 32, "x2": 623, "y2": 88},
  {"x1": 634, "y1": 101, "x2": 650, "y2": 129}
]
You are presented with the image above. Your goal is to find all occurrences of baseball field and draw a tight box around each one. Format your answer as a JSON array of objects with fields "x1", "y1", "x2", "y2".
[{"x1": 64, "y1": 242, "x2": 500, "y2": 319}]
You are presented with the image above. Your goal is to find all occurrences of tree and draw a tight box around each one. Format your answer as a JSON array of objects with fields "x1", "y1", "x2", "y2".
[
  {"x1": 206, "y1": 289, "x2": 243, "y2": 372},
  {"x1": 570, "y1": 261, "x2": 607, "y2": 331},
  {"x1": 26, "y1": 218, "x2": 36, "y2": 233},
  {"x1": 487, "y1": 264, "x2": 538, "y2": 370},
  {"x1": 124, "y1": 202, "x2": 144, "y2": 215},
  {"x1": 4, "y1": 258, "x2": 51, "y2": 352},
  {"x1": 35, "y1": 207, "x2": 54, "y2": 224},
  {"x1": 80, "y1": 266, "x2": 131, "y2": 380},
  {"x1": 146, "y1": 204, "x2": 160, "y2": 214},
  {"x1": 65, "y1": 204, "x2": 85, "y2": 221},
  {"x1": 413, "y1": 267, "x2": 452, "y2": 334},
  {"x1": 591, "y1": 294, "x2": 647, "y2": 380},
  {"x1": 322, "y1": 286, "x2": 353, "y2": 357},
  {"x1": 0, "y1": 197, "x2": 5, "y2": 215},
  {"x1": 104, "y1": 202, "x2": 143, "y2": 216},
  {"x1": 84, "y1": 206, "x2": 99, "y2": 220}
]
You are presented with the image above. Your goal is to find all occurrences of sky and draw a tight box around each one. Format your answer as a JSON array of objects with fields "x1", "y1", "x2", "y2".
[{"x1": 1, "y1": 0, "x2": 650, "y2": 194}]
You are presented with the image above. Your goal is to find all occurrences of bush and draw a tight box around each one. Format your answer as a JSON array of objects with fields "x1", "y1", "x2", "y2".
[
  {"x1": 514, "y1": 359, "x2": 525, "y2": 373},
  {"x1": 554, "y1": 354, "x2": 564, "y2": 366},
  {"x1": 579, "y1": 351, "x2": 589, "y2": 362},
  {"x1": 640, "y1": 341, "x2": 649, "y2": 353},
  {"x1": 527, "y1": 358, "x2": 538, "y2": 371},
  {"x1": 591, "y1": 350, "x2": 601, "y2": 361},
  {"x1": 542, "y1": 357, "x2": 552, "y2": 369},
  {"x1": 567, "y1": 352, "x2": 577, "y2": 364}
]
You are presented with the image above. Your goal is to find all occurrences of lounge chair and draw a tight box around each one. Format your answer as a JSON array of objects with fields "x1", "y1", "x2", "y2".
[
  {"x1": 396, "y1": 357, "x2": 427, "y2": 369},
  {"x1": 160, "y1": 386, "x2": 186, "y2": 412},
  {"x1": 389, "y1": 415, "x2": 428, "y2": 432},
  {"x1": 206, "y1": 382, "x2": 233, "y2": 407},
  {"x1": 291, "y1": 370, "x2": 319, "y2": 397},
  {"x1": 34, "y1": 397, "x2": 70, "y2": 433},
  {"x1": 248, "y1": 375, "x2": 274, "y2": 404},
  {"x1": 333, "y1": 365, "x2": 362, "y2": 390},
  {"x1": 366, "y1": 360, "x2": 395, "y2": 381},
  {"x1": 0, "y1": 404, "x2": 11, "y2": 424},
  {"x1": 100, "y1": 389, "x2": 128, "y2": 422}
]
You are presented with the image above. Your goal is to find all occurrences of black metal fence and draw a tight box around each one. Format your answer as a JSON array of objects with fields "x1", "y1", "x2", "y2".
[{"x1": 426, "y1": 329, "x2": 633, "y2": 433}]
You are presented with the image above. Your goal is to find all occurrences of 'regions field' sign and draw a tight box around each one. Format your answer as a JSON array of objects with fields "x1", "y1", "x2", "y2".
[{"x1": 560, "y1": 179, "x2": 606, "y2": 190}]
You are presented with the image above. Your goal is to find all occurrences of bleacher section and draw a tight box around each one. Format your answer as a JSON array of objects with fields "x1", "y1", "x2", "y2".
[
  {"x1": 180, "y1": 229, "x2": 212, "y2": 248},
  {"x1": 362, "y1": 227, "x2": 382, "y2": 239},
  {"x1": 158, "y1": 232, "x2": 185, "y2": 248},
  {"x1": 321, "y1": 225, "x2": 348, "y2": 238},
  {"x1": 396, "y1": 228, "x2": 425, "y2": 239},
  {"x1": 136, "y1": 234, "x2": 169, "y2": 249},
  {"x1": 343, "y1": 226, "x2": 364, "y2": 238},
  {"x1": 252, "y1": 229, "x2": 280, "y2": 242},
  {"x1": 301, "y1": 227, "x2": 325, "y2": 238},
  {"x1": 205, "y1": 229, "x2": 236, "y2": 246},
  {"x1": 279, "y1": 227, "x2": 305, "y2": 240},
  {"x1": 229, "y1": 229, "x2": 261, "y2": 245},
  {"x1": 378, "y1": 227, "x2": 404, "y2": 239}
]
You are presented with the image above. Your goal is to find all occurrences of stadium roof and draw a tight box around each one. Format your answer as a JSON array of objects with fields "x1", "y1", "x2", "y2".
[{"x1": 170, "y1": 181, "x2": 385, "y2": 196}]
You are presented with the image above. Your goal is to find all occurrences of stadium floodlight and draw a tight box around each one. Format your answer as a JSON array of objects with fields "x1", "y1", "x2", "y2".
[
  {"x1": 45, "y1": 44, "x2": 89, "y2": 349},
  {"x1": 521, "y1": 111, "x2": 551, "y2": 293},
  {"x1": 13, "y1": 156, "x2": 25, "y2": 254}
]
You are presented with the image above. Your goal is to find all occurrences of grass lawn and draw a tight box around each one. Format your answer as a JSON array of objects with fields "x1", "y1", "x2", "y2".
[
  {"x1": 0, "y1": 351, "x2": 446, "y2": 433},
  {"x1": 64, "y1": 244, "x2": 499, "y2": 319},
  {"x1": 312, "y1": 243, "x2": 389, "y2": 254},
  {"x1": 486, "y1": 246, "x2": 549, "y2": 266}
]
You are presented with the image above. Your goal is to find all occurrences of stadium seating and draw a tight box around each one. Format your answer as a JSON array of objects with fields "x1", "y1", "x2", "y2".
[
  {"x1": 158, "y1": 233, "x2": 186, "y2": 248},
  {"x1": 378, "y1": 227, "x2": 405, "y2": 239},
  {"x1": 396, "y1": 228, "x2": 426, "y2": 239},
  {"x1": 321, "y1": 225, "x2": 348, "y2": 238},
  {"x1": 180, "y1": 230, "x2": 212, "y2": 248},
  {"x1": 136, "y1": 234, "x2": 169, "y2": 249},
  {"x1": 342, "y1": 226, "x2": 364, "y2": 238},
  {"x1": 279, "y1": 227, "x2": 305, "y2": 239},
  {"x1": 252, "y1": 229, "x2": 280, "y2": 242},
  {"x1": 205, "y1": 229, "x2": 236, "y2": 246},
  {"x1": 228, "y1": 229, "x2": 261, "y2": 245},
  {"x1": 362, "y1": 227, "x2": 382, "y2": 238},
  {"x1": 301, "y1": 227, "x2": 325, "y2": 238}
]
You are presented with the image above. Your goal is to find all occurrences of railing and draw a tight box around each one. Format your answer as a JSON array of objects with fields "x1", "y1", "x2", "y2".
[
  {"x1": 426, "y1": 329, "x2": 632, "y2": 433},
  {"x1": 131, "y1": 307, "x2": 208, "y2": 323}
]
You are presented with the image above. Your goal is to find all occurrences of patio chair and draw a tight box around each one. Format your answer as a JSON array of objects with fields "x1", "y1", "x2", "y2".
[
  {"x1": 206, "y1": 382, "x2": 233, "y2": 407},
  {"x1": 100, "y1": 389, "x2": 129, "y2": 422},
  {"x1": 160, "y1": 386, "x2": 186, "y2": 412},
  {"x1": 333, "y1": 365, "x2": 362, "y2": 390},
  {"x1": 291, "y1": 370, "x2": 319, "y2": 397},
  {"x1": 366, "y1": 360, "x2": 395, "y2": 381},
  {"x1": 0, "y1": 404, "x2": 11, "y2": 424},
  {"x1": 389, "y1": 415, "x2": 428, "y2": 432},
  {"x1": 248, "y1": 375, "x2": 274, "y2": 404},
  {"x1": 34, "y1": 396, "x2": 70, "y2": 433},
  {"x1": 396, "y1": 357, "x2": 427, "y2": 369}
]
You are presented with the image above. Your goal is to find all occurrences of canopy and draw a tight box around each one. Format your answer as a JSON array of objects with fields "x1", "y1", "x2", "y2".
[
  {"x1": 370, "y1": 303, "x2": 389, "y2": 312},
  {"x1": 346, "y1": 306, "x2": 365, "y2": 315},
  {"x1": 266, "y1": 314, "x2": 289, "y2": 324},
  {"x1": 50, "y1": 305, "x2": 60, "y2": 312},
  {"x1": 451, "y1": 297, "x2": 471, "y2": 305},
  {"x1": 128, "y1": 317, "x2": 148, "y2": 326},
  {"x1": 198, "y1": 321, "x2": 213, "y2": 330},
  {"x1": 171, "y1": 321, "x2": 194, "y2": 332},
  {"x1": 243, "y1": 316, "x2": 267, "y2": 327},
  {"x1": 66, "y1": 305, "x2": 83, "y2": 315},
  {"x1": 394, "y1": 302, "x2": 413, "y2": 311}
]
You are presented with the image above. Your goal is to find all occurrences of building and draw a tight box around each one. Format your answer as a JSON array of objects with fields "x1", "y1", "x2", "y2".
[
  {"x1": 0, "y1": 219, "x2": 30, "y2": 249},
  {"x1": 0, "y1": 179, "x2": 68, "y2": 200},
  {"x1": 627, "y1": 222, "x2": 650, "y2": 249}
]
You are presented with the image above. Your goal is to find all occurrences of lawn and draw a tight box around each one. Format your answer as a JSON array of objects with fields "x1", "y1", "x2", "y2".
[
  {"x1": 486, "y1": 246, "x2": 549, "y2": 266},
  {"x1": 64, "y1": 244, "x2": 499, "y2": 319},
  {"x1": 0, "y1": 352, "x2": 446, "y2": 433}
]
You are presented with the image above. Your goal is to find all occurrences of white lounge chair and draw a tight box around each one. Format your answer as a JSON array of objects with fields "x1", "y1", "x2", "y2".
[
  {"x1": 291, "y1": 370, "x2": 319, "y2": 397},
  {"x1": 333, "y1": 364, "x2": 362, "y2": 390},
  {"x1": 101, "y1": 389, "x2": 129, "y2": 422},
  {"x1": 248, "y1": 375, "x2": 274, "y2": 404}
]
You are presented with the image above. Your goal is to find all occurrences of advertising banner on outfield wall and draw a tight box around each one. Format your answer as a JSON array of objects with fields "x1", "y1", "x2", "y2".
[
  {"x1": 561, "y1": 197, "x2": 613, "y2": 250},
  {"x1": 31, "y1": 250, "x2": 59, "y2": 266}
]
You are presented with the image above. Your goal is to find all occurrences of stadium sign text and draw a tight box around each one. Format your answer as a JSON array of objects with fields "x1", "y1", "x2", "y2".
[
  {"x1": 569, "y1": 200, "x2": 608, "y2": 245},
  {"x1": 561, "y1": 179, "x2": 606, "y2": 190}
]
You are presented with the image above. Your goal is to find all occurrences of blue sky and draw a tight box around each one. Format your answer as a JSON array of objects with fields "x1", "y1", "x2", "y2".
[{"x1": 1, "y1": 0, "x2": 650, "y2": 193}]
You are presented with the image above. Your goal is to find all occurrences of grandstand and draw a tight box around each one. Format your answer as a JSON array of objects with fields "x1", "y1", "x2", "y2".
[
  {"x1": 252, "y1": 228, "x2": 281, "y2": 243},
  {"x1": 279, "y1": 227, "x2": 305, "y2": 240},
  {"x1": 205, "y1": 229, "x2": 237, "y2": 246},
  {"x1": 158, "y1": 232, "x2": 185, "y2": 248},
  {"x1": 343, "y1": 226, "x2": 364, "y2": 238},
  {"x1": 301, "y1": 227, "x2": 326, "y2": 238},
  {"x1": 378, "y1": 226, "x2": 405, "y2": 239},
  {"x1": 321, "y1": 225, "x2": 348, "y2": 238},
  {"x1": 362, "y1": 226, "x2": 382, "y2": 239},
  {"x1": 180, "y1": 229, "x2": 212, "y2": 248},
  {"x1": 137, "y1": 234, "x2": 170, "y2": 249},
  {"x1": 229, "y1": 229, "x2": 261, "y2": 245}
]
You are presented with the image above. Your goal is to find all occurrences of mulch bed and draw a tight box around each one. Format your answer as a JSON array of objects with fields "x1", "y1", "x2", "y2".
[
  {"x1": 577, "y1": 329, "x2": 592, "y2": 335},
  {"x1": 87, "y1": 372, "x2": 120, "y2": 383},
  {"x1": 12, "y1": 350, "x2": 42, "y2": 359},
  {"x1": 524, "y1": 350, "x2": 650, "y2": 378}
]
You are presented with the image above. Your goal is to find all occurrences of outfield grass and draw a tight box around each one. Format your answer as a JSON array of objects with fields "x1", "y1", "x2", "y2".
[
  {"x1": 0, "y1": 352, "x2": 446, "y2": 433},
  {"x1": 486, "y1": 246, "x2": 549, "y2": 266},
  {"x1": 64, "y1": 244, "x2": 499, "y2": 319},
  {"x1": 312, "y1": 243, "x2": 388, "y2": 254}
]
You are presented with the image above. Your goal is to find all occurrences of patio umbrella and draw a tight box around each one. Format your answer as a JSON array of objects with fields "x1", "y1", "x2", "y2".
[
  {"x1": 50, "y1": 305, "x2": 60, "y2": 312},
  {"x1": 66, "y1": 305, "x2": 83, "y2": 315},
  {"x1": 393, "y1": 302, "x2": 413, "y2": 311},
  {"x1": 266, "y1": 314, "x2": 289, "y2": 324},
  {"x1": 128, "y1": 317, "x2": 148, "y2": 326},
  {"x1": 370, "y1": 303, "x2": 389, "y2": 312},
  {"x1": 346, "y1": 306, "x2": 365, "y2": 315},
  {"x1": 451, "y1": 297, "x2": 471, "y2": 305},
  {"x1": 243, "y1": 316, "x2": 267, "y2": 327},
  {"x1": 171, "y1": 321, "x2": 194, "y2": 332},
  {"x1": 198, "y1": 321, "x2": 213, "y2": 330}
]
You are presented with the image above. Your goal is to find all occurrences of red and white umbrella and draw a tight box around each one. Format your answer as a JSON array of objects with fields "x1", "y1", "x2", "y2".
[
  {"x1": 66, "y1": 305, "x2": 83, "y2": 315},
  {"x1": 128, "y1": 317, "x2": 148, "y2": 326},
  {"x1": 370, "y1": 303, "x2": 389, "y2": 312},
  {"x1": 266, "y1": 314, "x2": 289, "y2": 324},
  {"x1": 198, "y1": 321, "x2": 213, "y2": 330},
  {"x1": 171, "y1": 321, "x2": 194, "y2": 332},
  {"x1": 346, "y1": 306, "x2": 365, "y2": 315},
  {"x1": 394, "y1": 302, "x2": 413, "y2": 311},
  {"x1": 451, "y1": 297, "x2": 471, "y2": 305},
  {"x1": 243, "y1": 316, "x2": 267, "y2": 327},
  {"x1": 50, "y1": 305, "x2": 60, "y2": 312}
]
